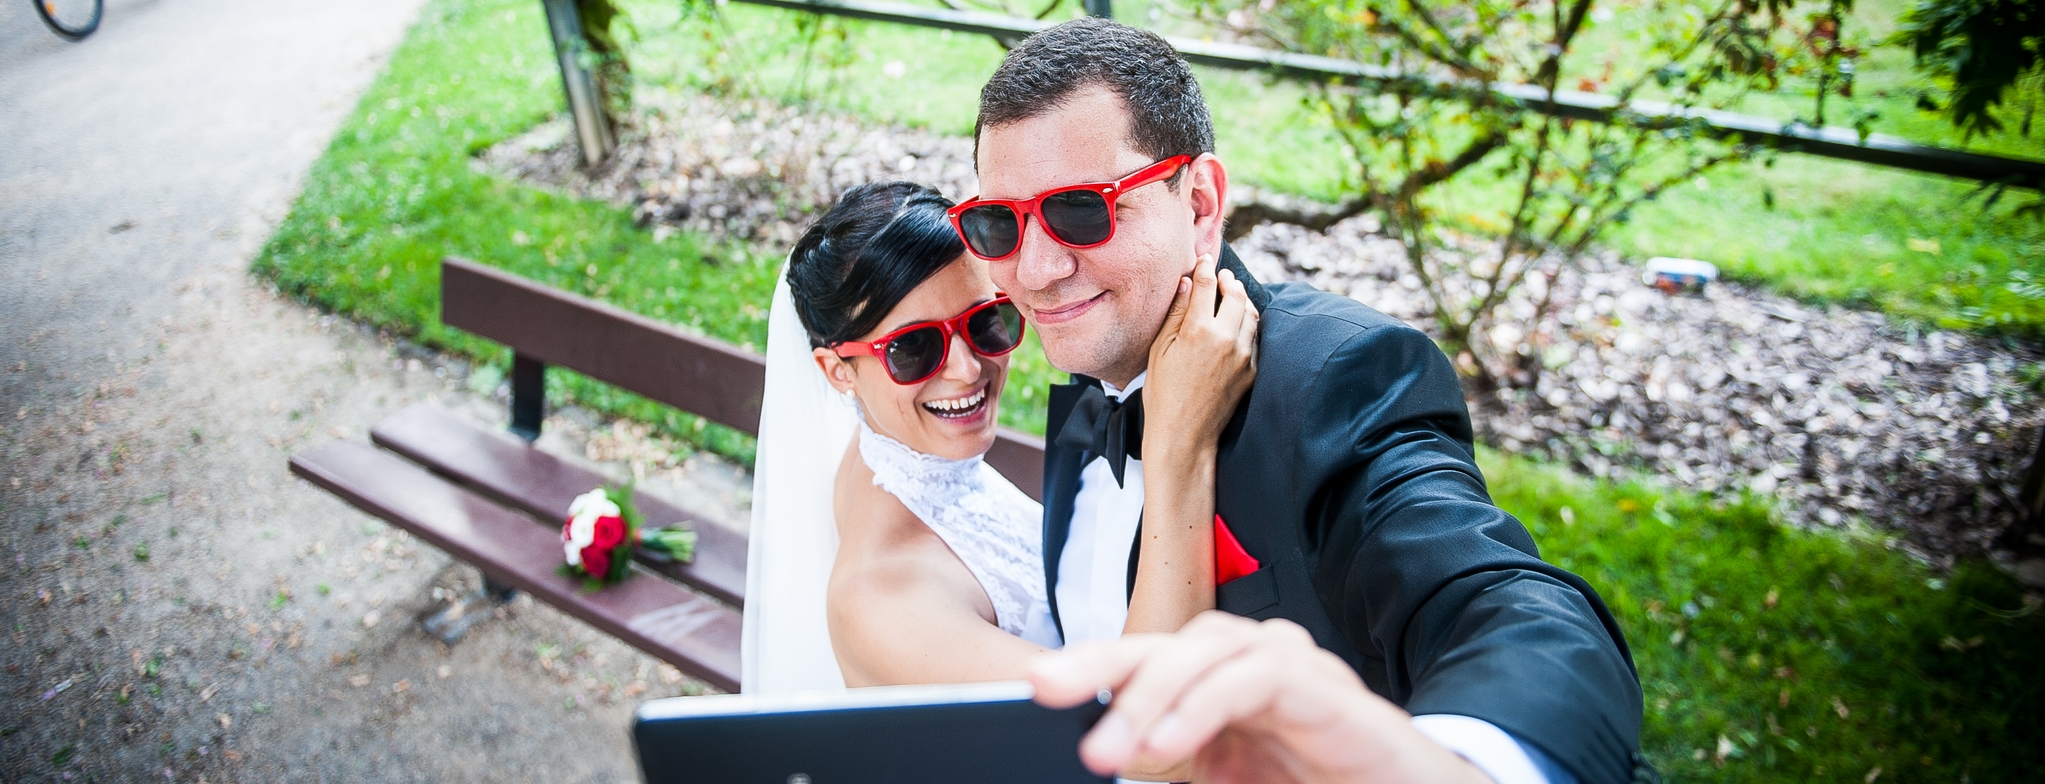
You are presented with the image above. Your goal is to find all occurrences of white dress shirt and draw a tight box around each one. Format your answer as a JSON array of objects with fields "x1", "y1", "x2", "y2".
[
  {"x1": 1055, "y1": 375, "x2": 1562, "y2": 784},
  {"x1": 1055, "y1": 373, "x2": 1148, "y2": 646}
]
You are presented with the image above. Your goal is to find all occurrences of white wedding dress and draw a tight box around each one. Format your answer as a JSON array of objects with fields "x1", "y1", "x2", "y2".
[{"x1": 742, "y1": 264, "x2": 1058, "y2": 693}]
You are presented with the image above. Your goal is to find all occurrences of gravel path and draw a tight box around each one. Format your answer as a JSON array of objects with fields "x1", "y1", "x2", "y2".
[
  {"x1": 4, "y1": 269, "x2": 738, "y2": 782},
  {"x1": 0, "y1": 1, "x2": 743, "y2": 780},
  {"x1": 488, "y1": 91, "x2": 2044, "y2": 570}
]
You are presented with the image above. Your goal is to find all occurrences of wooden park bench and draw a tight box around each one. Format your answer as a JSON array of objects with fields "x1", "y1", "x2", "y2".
[{"x1": 288, "y1": 257, "x2": 1047, "y2": 693}]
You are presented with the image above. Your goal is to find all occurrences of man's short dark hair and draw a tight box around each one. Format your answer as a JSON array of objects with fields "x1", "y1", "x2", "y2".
[{"x1": 975, "y1": 18, "x2": 1214, "y2": 180}]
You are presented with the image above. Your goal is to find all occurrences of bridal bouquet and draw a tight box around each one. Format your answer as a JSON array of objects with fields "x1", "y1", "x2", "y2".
[{"x1": 561, "y1": 486, "x2": 698, "y2": 590}]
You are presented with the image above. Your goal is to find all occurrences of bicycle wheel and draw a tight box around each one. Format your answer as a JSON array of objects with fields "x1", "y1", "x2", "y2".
[{"x1": 34, "y1": 0, "x2": 103, "y2": 40}]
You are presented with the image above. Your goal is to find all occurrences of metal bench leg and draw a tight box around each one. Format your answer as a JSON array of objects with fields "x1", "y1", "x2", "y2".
[
  {"x1": 421, "y1": 572, "x2": 521, "y2": 644},
  {"x1": 484, "y1": 576, "x2": 519, "y2": 603},
  {"x1": 508, "y1": 352, "x2": 546, "y2": 443}
]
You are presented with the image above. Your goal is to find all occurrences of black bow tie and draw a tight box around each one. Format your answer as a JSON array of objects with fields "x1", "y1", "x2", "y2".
[{"x1": 1054, "y1": 385, "x2": 1144, "y2": 487}]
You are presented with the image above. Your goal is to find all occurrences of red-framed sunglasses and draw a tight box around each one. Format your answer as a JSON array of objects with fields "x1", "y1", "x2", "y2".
[
  {"x1": 831, "y1": 296, "x2": 1027, "y2": 385},
  {"x1": 947, "y1": 155, "x2": 1193, "y2": 261}
]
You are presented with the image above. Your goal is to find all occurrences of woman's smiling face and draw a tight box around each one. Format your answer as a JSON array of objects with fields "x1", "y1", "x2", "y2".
[{"x1": 813, "y1": 256, "x2": 1009, "y2": 460}]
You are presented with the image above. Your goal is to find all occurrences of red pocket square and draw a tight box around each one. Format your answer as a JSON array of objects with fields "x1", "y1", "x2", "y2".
[{"x1": 1214, "y1": 514, "x2": 1260, "y2": 586}]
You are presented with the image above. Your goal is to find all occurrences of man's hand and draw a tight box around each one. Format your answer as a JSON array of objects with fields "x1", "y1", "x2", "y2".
[{"x1": 1030, "y1": 612, "x2": 1496, "y2": 784}]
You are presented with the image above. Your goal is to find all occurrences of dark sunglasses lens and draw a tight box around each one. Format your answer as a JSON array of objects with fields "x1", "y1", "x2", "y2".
[
  {"x1": 1040, "y1": 190, "x2": 1112, "y2": 246},
  {"x1": 966, "y1": 302, "x2": 1025, "y2": 355},
  {"x1": 882, "y1": 326, "x2": 946, "y2": 383},
  {"x1": 959, "y1": 204, "x2": 1020, "y2": 258}
]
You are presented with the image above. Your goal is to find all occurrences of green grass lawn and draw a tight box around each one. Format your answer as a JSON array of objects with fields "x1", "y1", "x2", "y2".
[
  {"x1": 252, "y1": 0, "x2": 781, "y2": 460},
  {"x1": 253, "y1": 0, "x2": 2042, "y2": 778},
  {"x1": 1485, "y1": 452, "x2": 2041, "y2": 781}
]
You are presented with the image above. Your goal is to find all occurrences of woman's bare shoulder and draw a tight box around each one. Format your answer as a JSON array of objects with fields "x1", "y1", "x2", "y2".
[
  {"x1": 828, "y1": 437, "x2": 987, "y2": 616},
  {"x1": 832, "y1": 439, "x2": 921, "y2": 547},
  {"x1": 822, "y1": 435, "x2": 1037, "y2": 686}
]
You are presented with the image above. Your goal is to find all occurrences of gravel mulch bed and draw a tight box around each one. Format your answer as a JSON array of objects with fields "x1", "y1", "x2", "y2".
[
  {"x1": 481, "y1": 90, "x2": 979, "y2": 249},
  {"x1": 1232, "y1": 221, "x2": 2044, "y2": 565},
  {"x1": 481, "y1": 92, "x2": 2044, "y2": 568}
]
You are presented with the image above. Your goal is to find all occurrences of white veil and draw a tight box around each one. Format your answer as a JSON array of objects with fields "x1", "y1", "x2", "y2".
[{"x1": 740, "y1": 261, "x2": 861, "y2": 693}]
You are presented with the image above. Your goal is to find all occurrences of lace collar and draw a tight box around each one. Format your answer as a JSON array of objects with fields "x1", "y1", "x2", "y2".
[{"x1": 857, "y1": 420, "x2": 988, "y2": 495}]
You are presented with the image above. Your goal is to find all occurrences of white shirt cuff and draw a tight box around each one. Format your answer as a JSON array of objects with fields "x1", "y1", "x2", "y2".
[{"x1": 1411, "y1": 714, "x2": 1550, "y2": 784}]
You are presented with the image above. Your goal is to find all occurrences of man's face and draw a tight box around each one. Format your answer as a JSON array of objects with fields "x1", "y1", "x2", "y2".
[{"x1": 974, "y1": 85, "x2": 1220, "y2": 386}]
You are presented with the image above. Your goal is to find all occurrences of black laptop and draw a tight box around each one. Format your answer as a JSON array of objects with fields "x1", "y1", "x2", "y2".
[{"x1": 633, "y1": 681, "x2": 1112, "y2": 784}]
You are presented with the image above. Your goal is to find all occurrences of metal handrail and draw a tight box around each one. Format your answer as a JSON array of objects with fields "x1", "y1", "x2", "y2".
[{"x1": 733, "y1": 0, "x2": 2045, "y2": 190}]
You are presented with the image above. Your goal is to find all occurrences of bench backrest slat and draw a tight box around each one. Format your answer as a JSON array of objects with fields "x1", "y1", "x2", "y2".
[
  {"x1": 443, "y1": 257, "x2": 768, "y2": 436},
  {"x1": 440, "y1": 257, "x2": 1048, "y2": 500}
]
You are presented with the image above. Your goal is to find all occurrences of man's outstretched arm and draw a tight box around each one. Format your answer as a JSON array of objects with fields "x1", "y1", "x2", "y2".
[
  {"x1": 1031, "y1": 613, "x2": 1495, "y2": 784},
  {"x1": 1299, "y1": 322, "x2": 1643, "y2": 784}
]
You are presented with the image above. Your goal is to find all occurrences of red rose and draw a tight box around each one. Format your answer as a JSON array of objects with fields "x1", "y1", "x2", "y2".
[
  {"x1": 580, "y1": 545, "x2": 610, "y2": 578},
  {"x1": 592, "y1": 515, "x2": 626, "y2": 549}
]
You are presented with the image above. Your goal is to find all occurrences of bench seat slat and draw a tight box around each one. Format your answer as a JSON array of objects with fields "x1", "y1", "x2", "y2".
[
  {"x1": 370, "y1": 404, "x2": 749, "y2": 607},
  {"x1": 289, "y1": 441, "x2": 741, "y2": 691}
]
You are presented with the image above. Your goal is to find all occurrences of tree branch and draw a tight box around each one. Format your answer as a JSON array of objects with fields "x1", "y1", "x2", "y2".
[
  {"x1": 1224, "y1": 196, "x2": 1374, "y2": 241},
  {"x1": 1396, "y1": 130, "x2": 1507, "y2": 200},
  {"x1": 1402, "y1": 0, "x2": 1480, "y2": 70}
]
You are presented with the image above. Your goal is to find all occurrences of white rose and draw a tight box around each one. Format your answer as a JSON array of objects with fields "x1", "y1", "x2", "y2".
[
  {"x1": 567, "y1": 488, "x2": 620, "y2": 519},
  {"x1": 564, "y1": 488, "x2": 619, "y2": 567},
  {"x1": 568, "y1": 512, "x2": 597, "y2": 548}
]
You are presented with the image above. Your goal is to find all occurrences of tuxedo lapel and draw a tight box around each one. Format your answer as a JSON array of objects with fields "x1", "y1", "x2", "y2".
[
  {"x1": 1218, "y1": 242, "x2": 1273, "y2": 311},
  {"x1": 1041, "y1": 376, "x2": 1098, "y2": 644}
]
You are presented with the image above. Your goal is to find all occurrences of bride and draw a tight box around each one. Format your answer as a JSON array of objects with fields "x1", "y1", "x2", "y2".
[{"x1": 741, "y1": 181, "x2": 1257, "y2": 691}]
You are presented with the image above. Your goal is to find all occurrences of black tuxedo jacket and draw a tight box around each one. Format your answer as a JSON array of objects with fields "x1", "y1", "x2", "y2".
[{"x1": 1042, "y1": 249, "x2": 1644, "y2": 784}]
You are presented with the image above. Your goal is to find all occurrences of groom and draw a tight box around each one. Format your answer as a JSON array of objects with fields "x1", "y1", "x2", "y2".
[{"x1": 968, "y1": 19, "x2": 1646, "y2": 784}]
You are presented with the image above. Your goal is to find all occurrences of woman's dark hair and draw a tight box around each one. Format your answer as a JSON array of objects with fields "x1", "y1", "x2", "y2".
[{"x1": 788, "y1": 181, "x2": 965, "y2": 349}]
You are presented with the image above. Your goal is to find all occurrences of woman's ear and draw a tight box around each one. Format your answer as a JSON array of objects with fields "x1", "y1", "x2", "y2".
[{"x1": 812, "y1": 347, "x2": 859, "y2": 395}]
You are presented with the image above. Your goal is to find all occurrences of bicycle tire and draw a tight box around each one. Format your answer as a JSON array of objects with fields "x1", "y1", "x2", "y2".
[{"x1": 33, "y1": 0, "x2": 103, "y2": 40}]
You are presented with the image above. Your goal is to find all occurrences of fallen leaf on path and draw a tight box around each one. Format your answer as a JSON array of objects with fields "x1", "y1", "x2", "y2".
[{"x1": 347, "y1": 674, "x2": 371, "y2": 687}]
